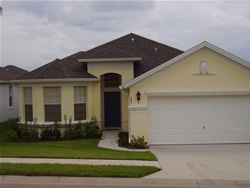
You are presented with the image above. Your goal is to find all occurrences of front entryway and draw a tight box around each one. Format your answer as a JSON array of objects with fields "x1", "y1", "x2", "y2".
[
  {"x1": 104, "y1": 92, "x2": 121, "y2": 128},
  {"x1": 101, "y1": 73, "x2": 122, "y2": 129}
]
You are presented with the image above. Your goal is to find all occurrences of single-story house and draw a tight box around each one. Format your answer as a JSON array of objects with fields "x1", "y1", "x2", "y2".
[
  {"x1": 0, "y1": 65, "x2": 28, "y2": 122},
  {"x1": 15, "y1": 33, "x2": 250, "y2": 145}
]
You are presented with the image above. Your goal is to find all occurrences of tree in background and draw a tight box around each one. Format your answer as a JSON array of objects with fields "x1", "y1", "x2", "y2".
[{"x1": 0, "y1": 6, "x2": 3, "y2": 16}]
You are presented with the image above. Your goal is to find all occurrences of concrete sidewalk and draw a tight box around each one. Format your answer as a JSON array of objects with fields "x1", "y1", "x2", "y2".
[
  {"x1": 0, "y1": 157, "x2": 160, "y2": 168},
  {"x1": 1, "y1": 176, "x2": 250, "y2": 188}
]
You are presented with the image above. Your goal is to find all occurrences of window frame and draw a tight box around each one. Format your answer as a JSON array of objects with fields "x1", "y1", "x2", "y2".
[
  {"x1": 44, "y1": 87, "x2": 61, "y2": 122},
  {"x1": 9, "y1": 85, "x2": 13, "y2": 108},
  {"x1": 74, "y1": 86, "x2": 87, "y2": 121},
  {"x1": 104, "y1": 73, "x2": 121, "y2": 88},
  {"x1": 24, "y1": 87, "x2": 33, "y2": 122}
]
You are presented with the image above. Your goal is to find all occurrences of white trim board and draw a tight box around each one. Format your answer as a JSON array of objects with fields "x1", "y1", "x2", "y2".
[
  {"x1": 13, "y1": 78, "x2": 100, "y2": 83},
  {"x1": 78, "y1": 57, "x2": 142, "y2": 63},
  {"x1": 128, "y1": 106, "x2": 148, "y2": 112},
  {"x1": 121, "y1": 41, "x2": 250, "y2": 89},
  {"x1": 146, "y1": 91, "x2": 250, "y2": 97}
]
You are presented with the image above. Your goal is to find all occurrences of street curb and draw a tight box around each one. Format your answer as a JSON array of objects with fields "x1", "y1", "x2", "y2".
[{"x1": 1, "y1": 176, "x2": 250, "y2": 187}]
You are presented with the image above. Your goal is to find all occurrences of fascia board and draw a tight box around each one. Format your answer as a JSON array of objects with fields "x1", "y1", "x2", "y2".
[
  {"x1": 12, "y1": 78, "x2": 100, "y2": 83},
  {"x1": 78, "y1": 57, "x2": 142, "y2": 63}
]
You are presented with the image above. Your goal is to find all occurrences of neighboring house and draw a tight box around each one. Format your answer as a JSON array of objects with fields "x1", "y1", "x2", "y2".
[
  {"x1": 0, "y1": 65, "x2": 28, "y2": 122},
  {"x1": 15, "y1": 33, "x2": 250, "y2": 145}
]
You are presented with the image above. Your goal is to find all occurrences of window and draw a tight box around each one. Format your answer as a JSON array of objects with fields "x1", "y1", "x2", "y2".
[
  {"x1": 24, "y1": 87, "x2": 33, "y2": 121},
  {"x1": 74, "y1": 86, "x2": 86, "y2": 120},
  {"x1": 104, "y1": 73, "x2": 120, "y2": 88},
  {"x1": 44, "y1": 87, "x2": 61, "y2": 122},
  {"x1": 9, "y1": 85, "x2": 13, "y2": 107}
]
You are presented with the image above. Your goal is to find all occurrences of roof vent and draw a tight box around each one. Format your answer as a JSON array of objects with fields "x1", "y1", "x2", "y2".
[
  {"x1": 131, "y1": 38, "x2": 134, "y2": 42},
  {"x1": 154, "y1": 48, "x2": 158, "y2": 52}
]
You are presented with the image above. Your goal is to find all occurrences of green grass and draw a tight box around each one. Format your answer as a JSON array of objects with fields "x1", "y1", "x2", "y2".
[
  {"x1": 0, "y1": 121, "x2": 157, "y2": 161},
  {"x1": 0, "y1": 163, "x2": 160, "y2": 177}
]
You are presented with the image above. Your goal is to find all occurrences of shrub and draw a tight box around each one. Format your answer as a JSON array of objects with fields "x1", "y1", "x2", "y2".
[
  {"x1": 62, "y1": 129, "x2": 74, "y2": 140},
  {"x1": 21, "y1": 129, "x2": 31, "y2": 142},
  {"x1": 73, "y1": 129, "x2": 84, "y2": 139},
  {"x1": 53, "y1": 128, "x2": 61, "y2": 140},
  {"x1": 130, "y1": 135, "x2": 147, "y2": 149},
  {"x1": 6, "y1": 129, "x2": 19, "y2": 142},
  {"x1": 40, "y1": 128, "x2": 54, "y2": 141},
  {"x1": 118, "y1": 132, "x2": 129, "y2": 146},
  {"x1": 7, "y1": 118, "x2": 19, "y2": 130},
  {"x1": 84, "y1": 127, "x2": 99, "y2": 138},
  {"x1": 30, "y1": 129, "x2": 39, "y2": 142},
  {"x1": 84, "y1": 117, "x2": 100, "y2": 138}
]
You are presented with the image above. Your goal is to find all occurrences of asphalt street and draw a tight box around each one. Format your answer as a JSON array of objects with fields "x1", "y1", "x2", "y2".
[{"x1": 1, "y1": 176, "x2": 250, "y2": 188}]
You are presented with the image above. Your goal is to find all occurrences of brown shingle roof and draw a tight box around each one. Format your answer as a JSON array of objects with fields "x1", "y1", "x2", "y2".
[
  {"x1": 0, "y1": 65, "x2": 28, "y2": 81},
  {"x1": 18, "y1": 33, "x2": 184, "y2": 80},
  {"x1": 79, "y1": 33, "x2": 184, "y2": 77},
  {"x1": 19, "y1": 52, "x2": 97, "y2": 80}
]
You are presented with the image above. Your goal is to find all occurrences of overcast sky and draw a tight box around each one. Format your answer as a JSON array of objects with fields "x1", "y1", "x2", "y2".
[{"x1": 1, "y1": 1, "x2": 250, "y2": 71}]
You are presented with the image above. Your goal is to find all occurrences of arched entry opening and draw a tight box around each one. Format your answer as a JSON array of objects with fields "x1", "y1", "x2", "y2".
[{"x1": 101, "y1": 73, "x2": 121, "y2": 129}]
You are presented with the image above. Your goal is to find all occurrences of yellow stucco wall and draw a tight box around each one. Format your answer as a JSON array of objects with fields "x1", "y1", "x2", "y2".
[
  {"x1": 130, "y1": 112, "x2": 148, "y2": 142},
  {"x1": 130, "y1": 50, "x2": 250, "y2": 107},
  {"x1": 88, "y1": 62, "x2": 134, "y2": 83},
  {"x1": 32, "y1": 87, "x2": 45, "y2": 123},
  {"x1": 19, "y1": 87, "x2": 25, "y2": 122},
  {"x1": 129, "y1": 49, "x2": 250, "y2": 142},
  {"x1": 61, "y1": 86, "x2": 74, "y2": 123}
]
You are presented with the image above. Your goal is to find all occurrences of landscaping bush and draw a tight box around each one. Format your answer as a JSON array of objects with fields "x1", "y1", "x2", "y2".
[
  {"x1": 62, "y1": 129, "x2": 74, "y2": 140},
  {"x1": 73, "y1": 129, "x2": 84, "y2": 139},
  {"x1": 84, "y1": 117, "x2": 100, "y2": 138},
  {"x1": 40, "y1": 128, "x2": 54, "y2": 141},
  {"x1": 63, "y1": 128, "x2": 83, "y2": 140},
  {"x1": 84, "y1": 127, "x2": 99, "y2": 138},
  {"x1": 53, "y1": 128, "x2": 61, "y2": 141},
  {"x1": 30, "y1": 129, "x2": 39, "y2": 142},
  {"x1": 6, "y1": 129, "x2": 19, "y2": 142},
  {"x1": 20, "y1": 129, "x2": 31, "y2": 142},
  {"x1": 118, "y1": 132, "x2": 129, "y2": 146},
  {"x1": 130, "y1": 135, "x2": 147, "y2": 149}
]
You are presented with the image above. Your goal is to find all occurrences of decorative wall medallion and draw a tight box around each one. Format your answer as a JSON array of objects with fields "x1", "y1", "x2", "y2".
[
  {"x1": 193, "y1": 60, "x2": 216, "y2": 76},
  {"x1": 200, "y1": 60, "x2": 208, "y2": 74}
]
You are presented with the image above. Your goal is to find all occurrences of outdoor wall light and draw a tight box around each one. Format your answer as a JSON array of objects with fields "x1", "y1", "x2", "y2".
[{"x1": 136, "y1": 91, "x2": 141, "y2": 104}]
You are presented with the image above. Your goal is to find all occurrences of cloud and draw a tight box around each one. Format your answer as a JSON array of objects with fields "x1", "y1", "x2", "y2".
[{"x1": 1, "y1": 1, "x2": 250, "y2": 71}]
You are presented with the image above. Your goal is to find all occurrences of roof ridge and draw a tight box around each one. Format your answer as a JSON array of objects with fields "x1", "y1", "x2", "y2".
[
  {"x1": 84, "y1": 33, "x2": 135, "y2": 55},
  {"x1": 83, "y1": 45, "x2": 138, "y2": 59},
  {"x1": 130, "y1": 33, "x2": 183, "y2": 52},
  {"x1": 60, "y1": 51, "x2": 85, "y2": 61}
]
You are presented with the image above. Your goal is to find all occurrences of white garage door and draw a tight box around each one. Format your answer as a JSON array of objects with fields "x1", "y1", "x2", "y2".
[{"x1": 148, "y1": 95, "x2": 250, "y2": 145}]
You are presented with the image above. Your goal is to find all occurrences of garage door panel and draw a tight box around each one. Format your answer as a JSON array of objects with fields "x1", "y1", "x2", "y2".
[
  {"x1": 149, "y1": 96, "x2": 250, "y2": 145},
  {"x1": 151, "y1": 127, "x2": 250, "y2": 135}
]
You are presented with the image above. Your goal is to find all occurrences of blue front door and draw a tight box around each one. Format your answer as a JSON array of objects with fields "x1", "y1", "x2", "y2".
[{"x1": 104, "y1": 92, "x2": 121, "y2": 128}]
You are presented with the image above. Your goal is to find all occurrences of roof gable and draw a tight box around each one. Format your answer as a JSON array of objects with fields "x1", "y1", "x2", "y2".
[
  {"x1": 18, "y1": 52, "x2": 97, "y2": 80},
  {"x1": 121, "y1": 41, "x2": 250, "y2": 89},
  {"x1": 0, "y1": 65, "x2": 28, "y2": 81}
]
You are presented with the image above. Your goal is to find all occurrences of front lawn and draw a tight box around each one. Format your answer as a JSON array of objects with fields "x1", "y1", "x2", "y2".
[
  {"x1": 0, "y1": 121, "x2": 157, "y2": 161},
  {"x1": 0, "y1": 163, "x2": 160, "y2": 177}
]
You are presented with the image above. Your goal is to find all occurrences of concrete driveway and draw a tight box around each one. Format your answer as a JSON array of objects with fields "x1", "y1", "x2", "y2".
[{"x1": 146, "y1": 144, "x2": 250, "y2": 180}]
